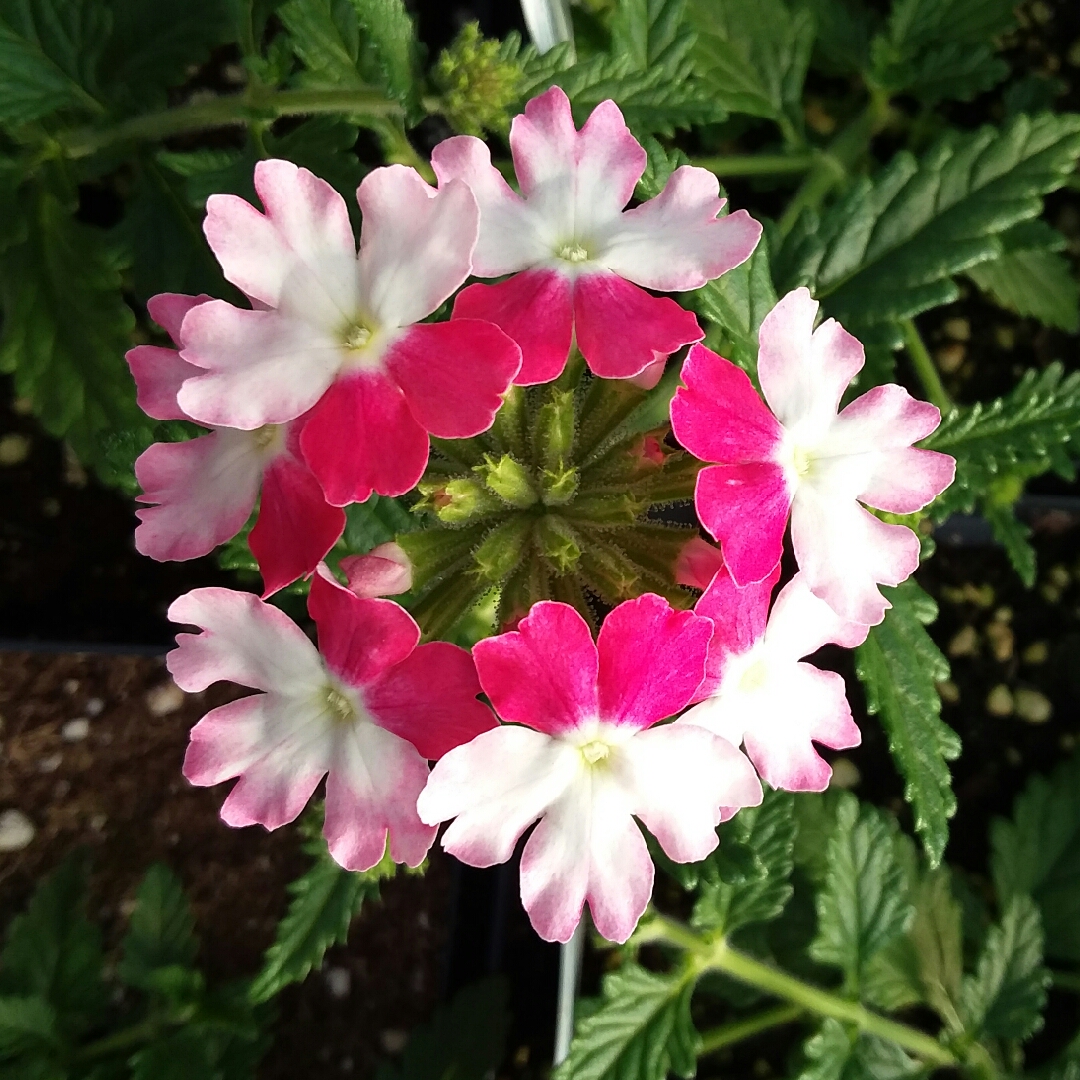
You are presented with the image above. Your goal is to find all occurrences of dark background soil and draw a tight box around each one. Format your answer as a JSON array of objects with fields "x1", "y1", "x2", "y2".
[{"x1": 1, "y1": 0, "x2": 1079, "y2": 1078}]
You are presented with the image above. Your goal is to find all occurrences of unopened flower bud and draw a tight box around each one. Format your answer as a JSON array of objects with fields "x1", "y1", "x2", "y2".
[
  {"x1": 675, "y1": 537, "x2": 725, "y2": 590},
  {"x1": 476, "y1": 453, "x2": 537, "y2": 508},
  {"x1": 432, "y1": 22, "x2": 522, "y2": 136},
  {"x1": 533, "y1": 390, "x2": 576, "y2": 471},
  {"x1": 537, "y1": 515, "x2": 582, "y2": 574},
  {"x1": 420, "y1": 477, "x2": 502, "y2": 524},
  {"x1": 340, "y1": 542, "x2": 412, "y2": 598},
  {"x1": 473, "y1": 517, "x2": 533, "y2": 583},
  {"x1": 540, "y1": 465, "x2": 578, "y2": 506},
  {"x1": 628, "y1": 357, "x2": 667, "y2": 390}
]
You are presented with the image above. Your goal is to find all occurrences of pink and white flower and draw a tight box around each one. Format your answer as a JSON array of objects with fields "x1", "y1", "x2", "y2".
[
  {"x1": 431, "y1": 87, "x2": 762, "y2": 385},
  {"x1": 168, "y1": 568, "x2": 496, "y2": 871},
  {"x1": 681, "y1": 567, "x2": 868, "y2": 792},
  {"x1": 670, "y1": 288, "x2": 956, "y2": 625},
  {"x1": 174, "y1": 160, "x2": 522, "y2": 506},
  {"x1": 417, "y1": 595, "x2": 762, "y2": 944},
  {"x1": 340, "y1": 542, "x2": 412, "y2": 598},
  {"x1": 128, "y1": 293, "x2": 345, "y2": 597}
]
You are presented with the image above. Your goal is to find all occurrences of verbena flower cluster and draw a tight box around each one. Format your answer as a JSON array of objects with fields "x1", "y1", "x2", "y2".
[{"x1": 133, "y1": 87, "x2": 955, "y2": 945}]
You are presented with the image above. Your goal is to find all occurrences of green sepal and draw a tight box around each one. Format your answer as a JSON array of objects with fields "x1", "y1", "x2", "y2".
[
  {"x1": 475, "y1": 453, "x2": 538, "y2": 508},
  {"x1": 576, "y1": 378, "x2": 650, "y2": 462},
  {"x1": 397, "y1": 524, "x2": 487, "y2": 593},
  {"x1": 488, "y1": 386, "x2": 528, "y2": 459},
  {"x1": 564, "y1": 492, "x2": 647, "y2": 527},
  {"x1": 540, "y1": 464, "x2": 580, "y2": 506},
  {"x1": 418, "y1": 477, "x2": 504, "y2": 525},
  {"x1": 533, "y1": 388, "x2": 577, "y2": 470},
  {"x1": 537, "y1": 515, "x2": 583, "y2": 574},
  {"x1": 578, "y1": 542, "x2": 644, "y2": 604},
  {"x1": 410, "y1": 573, "x2": 491, "y2": 641},
  {"x1": 472, "y1": 516, "x2": 534, "y2": 583}
]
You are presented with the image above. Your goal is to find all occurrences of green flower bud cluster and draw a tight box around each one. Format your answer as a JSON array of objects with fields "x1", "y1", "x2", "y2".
[
  {"x1": 431, "y1": 23, "x2": 523, "y2": 137},
  {"x1": 398, "y1": 360, "x2": 703, "y2": 639}
]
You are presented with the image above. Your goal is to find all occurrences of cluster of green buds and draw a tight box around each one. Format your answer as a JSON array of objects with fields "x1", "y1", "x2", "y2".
[{"x1": 395, "y1": 358, "x2": 703, "y2": 638}]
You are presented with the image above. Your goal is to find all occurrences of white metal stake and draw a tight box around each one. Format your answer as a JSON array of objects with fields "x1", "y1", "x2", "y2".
[
  {"x1": 553, "y1": 920, "x2": 585, "y2": 1066},
  {"x1": 519, "y1": 0, "x2": 575, "y2": 55}
]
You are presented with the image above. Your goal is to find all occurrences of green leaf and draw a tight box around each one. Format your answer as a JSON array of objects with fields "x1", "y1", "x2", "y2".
[
  {"x1": 777, "y1": 114, "x2": 1080, "y2": 329},
  {"x1": 635, "y1": 135, "x2": 690, "y2": 200},
  {"x1": 98, "y1": 0, "x2": 233, "y2": 113},
  {"x1": 0, "y1": 181, "x2": 147, "y2": 484},
  {"x1": 802, "y1": 0, "x2": 876, "y2": 76},
  {"x1": 118, "y1": 865, "x2": 198, "y2": 991},
  {"x1": 248, "y1": 829, "x2": 394, "y2": 1004},
  {"x1": 968, "y1": 249, "x2": 1079, "y2": 333},
  {"x1": 610, "y1": 0, "x2": 695, "y2": 72},
  {"x1": 795, "y1": 1018, "x2": 921, "y2": 1080},
  {"x1": 350, "y1": 0, "x2": 421, "y2": 112},
  {"x1": 0, "y1": 0, "x2": 108, "y2": 125},
  {"x1": 809, "y1": 794, "x2": 913, "y2": 994},
  {"x1": 990, "y1": 752, "x2": 1080, "y2": 964},
  {"x1": 130, "y1": 1028, "x2": 220, "y2": 1080},
  {"x1": 687, "y1": 0, "x2": 813, "y2": 142},
  {"x1": 343, "y1": 494, "x2": 416, "y2": 554},
  {"x1": 960, "y1": 895, "x2": 1049, "y2": 1041},
  {"x1": 376, "y1": 978, "x2": 509, "y2": 1080},
  {"x1": 689, "y1": 233, "x2": 777, "y2": 379},
  {"x1": 555, "y1": 964, "x2": 698, "y2": 1080},
  {"x1": 855, "y1": 579, "x2": 959, "y2": 866},
  {"x1": 983, "y1": 501, "x2": 1037, "y2": 588},
  {"x1": 0, "y1": 996, "x2": 59, "y2": 1060},
  {"x1": 691, "y1": 788, "x2": 795, "y2": 936},
  {"x1": 0, "y1": 855, "x2": 103, "y2": 1037},
  {"x1": 869, "y1": 0, "x2": 1015, "y2": 104},
  {"x1": 924, "y1": 362, "x2": 1080, "y2": 519}
]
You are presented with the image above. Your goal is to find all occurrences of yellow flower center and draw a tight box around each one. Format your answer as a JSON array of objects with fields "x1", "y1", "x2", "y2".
[
  {"x1": 324, "y1": 686, "x2": 356, "y2": 725},
  {"x1": 791, "y1": 445, "x2": 813, "y2": 478},
  {"x1": 738, "y1": 658, "x2": 769, "y2": 694},
  {"x1": 251, "y1": 424, "x2": 280, "y2": 452},
  {"x1": 579, "y1": 739, "x2": 611, "y2": 766},
  {"x1": 342, "y1": 321, "x2": 374, "y2": 352},
  {"x1": 556, "y1": 241, "x2": 591, "y2": 264}
]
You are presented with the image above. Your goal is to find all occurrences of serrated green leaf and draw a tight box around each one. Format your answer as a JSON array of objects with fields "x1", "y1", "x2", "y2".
[
  {"x1": 855, "y1": 580, "x2": 959, "y2": 866},
  {"x1": 610, "y1": 0, "x2": 694, "y2": 71},
  {"x1": 795, "y1": 1018, "x2": 921, "y2": 1080},
  {"x1": 968, "y1": 249, "x2": 1079, "y2": 332},
  {"x1": 350, "y1": 0, "x2": 421, "y2": 112},
  {"x1": 924, "y1": 362, "x2": 1080, "y2": 520},
  {"x1": 0, "y1": 996, "x2": 59, "y2": 1060},
  {"x1": 869, "y1": 0, "x2": 1015, "y2": 104},
  {"x1": 960, "y1": 895, "x2": 1049, "y2": 1042},
  {"x1": 376, "y1": 978, "x2": 509, "y2": 1080},
  {"x1": 689, "y1": 234, "x2": 777, "y2": 379},
  {"x1": 635, "y1": 135, "x2": 690, "y2": 200},
  {"x1": 809, "y1": 794, "x2": 913, "y2": 995},
  {"x1": 248, "y1": 832, "x2": 394, "y2": 1004},
  {"x1": 118, "y1": 865, "x2": 198, "y2": 992},
  {"x1": 687, "y1": 0, "x2": 813, "y2": 142},
  {"x1": 0, "y1": 855, "x2": 103, "y2": 1038},
  {"x1": 0, "y1": 0, "x2": 108, "y2": 125},
  {"x1": 777, "y1": 114, "x2": 1080, "y2": 328},
  {"x1": 990, "y1": 753, "x2": 1080, "y2": 964},
  {"x1": 908, "y1": 869, "x2": 964, "y2": 1028},
  {"x1": 98, "y1": 0, "x2": 232, "y2": 114},
  {"x1": 691, "y1": 789, "x2": 795, "y2": 936},
  {"x1": 555, "y1": 964, "x2": 699, "y2": 1080},
  {"x1": 802, "y1": 0, "x2": 876, "y2": 76},
  {"x1": 983, "y1": 502, "x2": 1037, "y2": 587},
  {"x1": 0, "y1": 181, "x2": 148, "y2": 485}
]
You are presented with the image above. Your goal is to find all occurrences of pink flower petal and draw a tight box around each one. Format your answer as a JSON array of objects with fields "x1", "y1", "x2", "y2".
[
  {"x1": 790, "y1": 488, "x2": 920, "y2": 625},
  {"x1": 602, "y1": 167, "x2": 762, "y2": 291},
  {"x1": 521, "y1": 776, "x2": 652, "y2": 944},
  {"x1": 178, "y1": 302, "x2": 340, "y2": 429},
  {"x1": 573, "y1": 272, "x2": 702, "y2": 380},
  {"x1": 249, "y1": 453, "x2": 345, "y2": 597},
  {"x1": 510, "y1": 89, "x2": 646, "y2": 236},
  {"x1": 357, "y1": 165, "x2": 478, "y2": 329},
  {"x1": 167, "y1": 587, "x2": 324, "y2": 694},
  {"x1": 127, "y1": 345, "x2": 203, "y2": 421},
  {"x1": 365, "y1": 641, "x2": 496, "y2": 760},
  {"x1": 671, "y1": 344, "x2": 785, "y2": 464},
  {"x1": 299, "y1": 369, "x2": 431, "y2": 505},
  {"x1": 757, "y1": 289, "x2": 864, "y2": 431},
  {"x1": 384, "y1": 320, "x2": 521, "y2": 439},
  {"x1": 204, "y1": 160, "x2": 356, "y2": 313},
  {"x1": 693, "y1": 563, "x2": 780, "y2": 698},
  {"x1": 431, "y1": 135, "x2": 548, "y2": 276},
  {"x1": 674, "y1": 536, "x2": 727, "y2": 590},
  {"x1": 694, "y1": 463, "x2": 791, "y2": 587},
  {"x1": 623, "y1": 725, "x2": 762, "y2": 862},
  {"x1": 323, "y1": 723, "x2": 436, "y2": 870},
  {"x1": 472, "y1": 601, "x2": 599, "y2": 736},
  {"x1": 307, "y1": 567, "x2": 420, "y2": 688},
  {"x1": 340, "y1": 542, "x2": 413, "y2": 598},
  {"x1": 419, "y1": 726, "x2": 579, "y2": 865},
  {"x1": 452, "y1": 271, "x2": 574, "y2": 386},
  {"x1": 134, "y1": 431, "x2": 264, "y2": 562},
  {"x1": 147, "y1": 292, "x2": 211, "y2": 344},
  {"x1": 860, "y1": 447, "x2": 956, "y2": 514},
  {"x1": 764, "y1": 572, "x2": 869, "y2": 659},
  {"x1": 596, "y1": 594, "x2": 713, "y2": 729}
]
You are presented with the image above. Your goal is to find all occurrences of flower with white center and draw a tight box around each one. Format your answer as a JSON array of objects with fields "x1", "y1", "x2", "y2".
[
  {"x1": 431, "y1": 86, "x2": 762, "y2": 385},
  {"x1": 173, "y1": 160, "x2": 522, "y2": 506},
  {"x1": 681, "y1": 566, "x2": 868, "y2": 791},
  {"x1": 168, "y1": 567, "x2": 496, "y2": 870},
  {"x1": 128, "y1": 292, "x2": 345, "y2": 597},
  {"x1": 417, "y1": 594, "x2": 762, "y2": 943},
  {"x1": 670, "y1": 288, "x2": 956, "y2": 625}
]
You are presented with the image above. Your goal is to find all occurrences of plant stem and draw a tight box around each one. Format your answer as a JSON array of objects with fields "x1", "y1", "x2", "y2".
[
  {"x1": 1051, "y1": 969, "x2": 1080, "y2": 994},
  {"x1": 705, "y1": 940, "x2": 957, "y2": 1066},
  {"x1": 698, "y1": 1004, "x2": 804, "y2": 1057},
  {"x1": 58, "y1": 87, "x2": 403, "y2": 158},
  {"x1": 73, "y1": 1019, "x2": 161, "y2": 1062},
  {"x1": 693, "y1": 153, "x2": 816, "y2": 178},
  {"x1": 901, "y1": 318, "x2": 953, "y2": 412}
]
